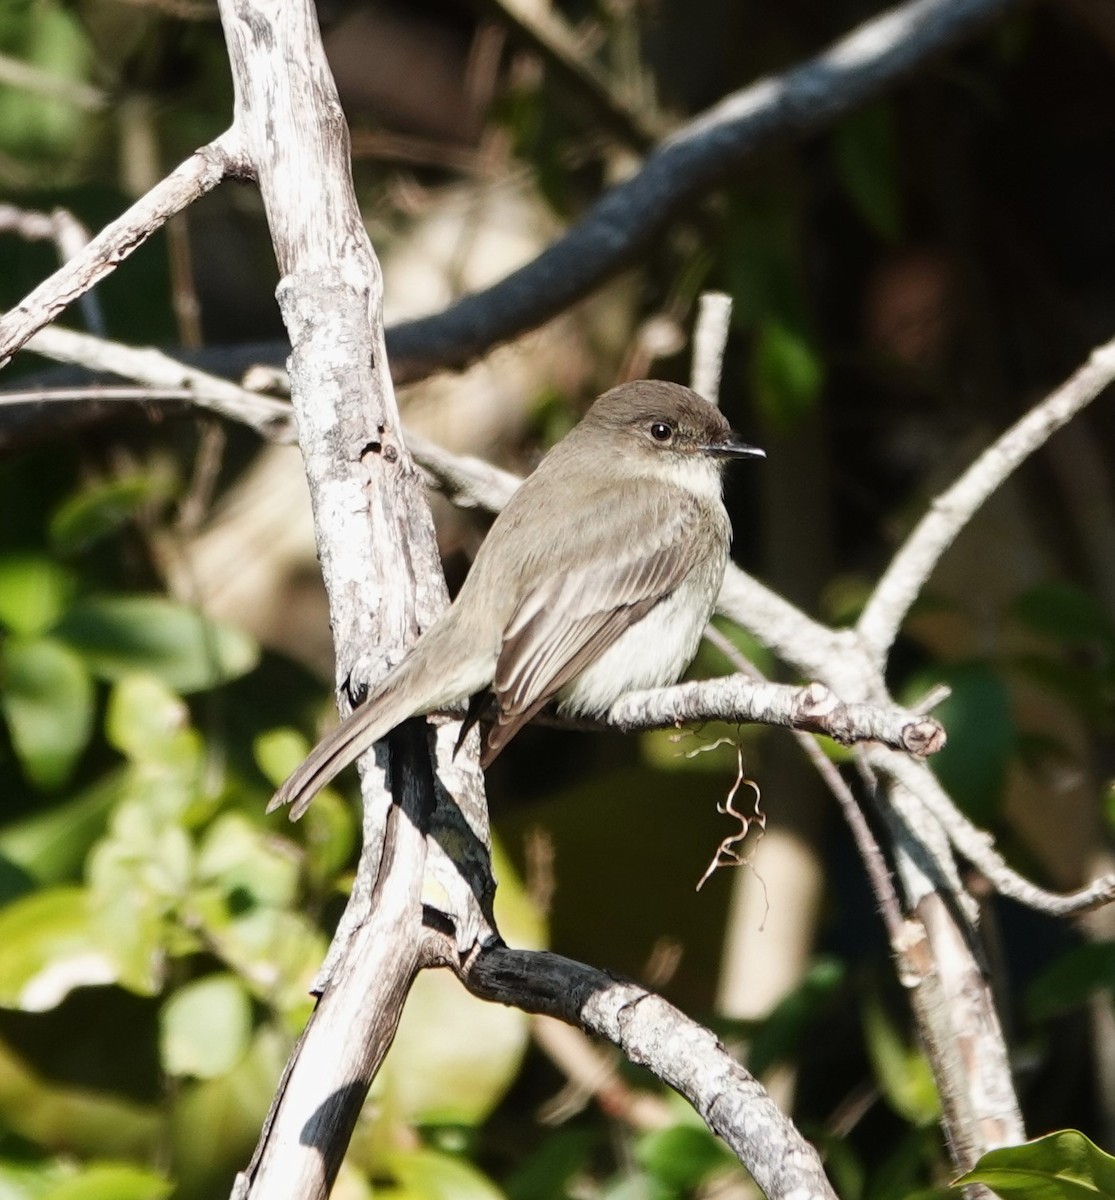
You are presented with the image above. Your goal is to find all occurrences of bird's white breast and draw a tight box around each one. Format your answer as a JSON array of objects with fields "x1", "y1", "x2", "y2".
[{"x1": 558, "y1": 548, "x2": 725, "y2": 716}]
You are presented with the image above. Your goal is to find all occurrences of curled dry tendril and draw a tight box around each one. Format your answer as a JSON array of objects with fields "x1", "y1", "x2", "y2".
[{"x1": 695, "y1": 744, "x2": 765, "y2": 892}]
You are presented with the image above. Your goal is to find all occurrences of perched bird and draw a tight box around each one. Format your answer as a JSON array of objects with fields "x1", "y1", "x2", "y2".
[{"x1": 270, "y1": 379, "x2": 764, "y2": 819}]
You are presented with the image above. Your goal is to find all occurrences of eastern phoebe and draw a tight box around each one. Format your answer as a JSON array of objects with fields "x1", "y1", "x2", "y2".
[{"x1": 270, "y1": 379, "x2": 764, "y2": 819}]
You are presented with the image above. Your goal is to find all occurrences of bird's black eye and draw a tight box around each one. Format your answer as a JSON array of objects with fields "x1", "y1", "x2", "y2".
[{"x1": 650, "y1": 421, "x2": 673, "y2": 442}]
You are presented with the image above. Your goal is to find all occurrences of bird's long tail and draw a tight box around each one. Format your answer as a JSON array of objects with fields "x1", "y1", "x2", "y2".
[
  {"x1": 267, "y1": 617, "x2": 493, "y2": 821},
  {"x1": 267, "y1": 680, "x2": 420, "y2": 820}
]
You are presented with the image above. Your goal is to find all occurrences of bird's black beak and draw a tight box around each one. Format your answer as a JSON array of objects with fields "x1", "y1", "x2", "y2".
[{"x1": 702, "y1": 433, "x2": 766, "y2": 460}]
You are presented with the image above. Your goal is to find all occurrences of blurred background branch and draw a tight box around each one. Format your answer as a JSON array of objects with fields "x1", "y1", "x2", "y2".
[{"x1": 1, "y1": 0, "x2": 1114, "y2": 1195}]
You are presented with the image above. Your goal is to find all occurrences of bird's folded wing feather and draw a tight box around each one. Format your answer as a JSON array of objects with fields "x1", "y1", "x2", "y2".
[{"x1": 483, "y1": 493, "x2": 703, "y2": 763}]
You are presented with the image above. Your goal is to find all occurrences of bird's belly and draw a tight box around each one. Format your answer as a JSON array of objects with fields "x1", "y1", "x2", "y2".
[{"x1": 558, "y1": 567, "x2": 719, "y2": 716}]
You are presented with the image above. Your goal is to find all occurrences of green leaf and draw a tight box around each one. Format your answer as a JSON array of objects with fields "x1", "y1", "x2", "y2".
[
  {"x1": 0, "y1": 1036, "x2": 160, "y2": 1160},
  {"x1": 0, "y1": 637, "x2": 94, "y2": 788},
  {"x1": 0, "y1": 1154, "x2": 72, "y2": 1200},
  {"x1": 0, "y1": 3, "x2": 90, "y2": 163},
  {"x1": 38, "y1": 1163, "x2": 171, "y2": 1200},
  {"x1": 383, "y1": 1149, "x2": 505, "y2": 1200},
  {"x1": 191, "y1": 895, "x2": 322, "y2": 1019},
  {"x1": 0, "y1": 853, "x2": 34, "y2": 907},
  {"x1": 862, "y1": 995, "x2": 940, "y2": 1127},
  {"x1": 1012, "y1": 654, "x2": 1112, "y2": 726},
  {"x1": 951, "y1": 1129, "x2": 1115, "y2": 1198},
  {"x1": 104, "y1": 674, "x2": 192, "y2": 764},
  {"x1": 751, "y1": 317, "x2": 825, "y2": 431},
  {"x1": 86, "y1": 801, "x2": 195, "y2": 994},
  {"x1": 813, "y1": 1132, "x2": 864, "y2": 1200},
  {"x1": 300, "y1": 787, "x2": 358, "y2": 884},
  {"x1": 832, "y1": 103, "x2": 902, "y2": 242},
  {"x1": 195, "y1": 812, "x2": 300, "y2": 910},
  {"x1": 1027, "y1": 942, "x2": 1115, "y2": 1020},
  {"x1": 169, "y1": 1026, "x2": 290, "y2": 1199},
  {"x1": 0, "y1": 769, "x2": 124, "y2": 883},
  {"x1": 1012, "y1": 582, "x2": 1115, "y2": 651},
  {"x1": 160, "y1": 974, "x2": 252, "y2": 1079},
  {"x1": 724, "y1": 190, "x2": 810, "y2": 331},
  {"x1": 599, "y1": 1175, "x2": 673, "y2": 1200},
  {"x1": 911, "y1": 661, "x2": 1014, "y2": 824},
  {"x1": 55, "y1": 596, "x2": 258, "y2": 693},
  {"x1": 636, "y1": 1125, "x2": 734, "y2": 1190},
  {"x1": 106, "y1": 731, "x2": 207, "y2": 829},
  {"x1": 254, "y1": 727, "x2": 310, "y2": 786},
  {"x1": 49, "y1": 474, "x2": 174, "y2": 556},
  {"x1": 0, "y1": 887, "x2": 116, "y2": 1011},
  {"x1": 382, "y1": 966, "x2": 530, "y2": 1126},
  {"x1": 861, "y1": 1127, "x2": 947, "y2": 1200},
  {"x1": 254, "y1": 729, "x2": 358, "y2": 878},
  {"x1": 505, "y1": 1131, "x2": 598, "y2": 1200},
  {"x1": 0, "y1": 556, "x2": 74, "y2": 637}
]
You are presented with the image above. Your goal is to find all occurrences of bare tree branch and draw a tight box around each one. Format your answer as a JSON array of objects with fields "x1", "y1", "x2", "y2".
[
  {"x1": 0, "y1": 135, "x2": 246, "y2": 368},
  {"x1": 212, "y1": 0, "x2": 494, "y2": 1195},
  {"x1": 879, "y1": 751, "x2": 1115, "y2": 916},
  {"x1": 857, "y1": 334, "x2": 1115, "y2": 662},
  {"x1": 605, "y1": 676, "x2": 944, "y2": 756},
  {"x1": 451, "y1": 942, "x2": 839, "y2": 1200},
  {"x1": 22, "y1": 324, "x2": 295, "y2": 439},
  {"x1": 897, "y1": 892, "x2": 1024, "y2": 1167},
  {"x1": 0, "y1": 0, "x2": 1019, "y2": 394},
  {"x1": 690, "y1": 291, "x2": 733, "y2": 404},
  {"x1": 384, "y1": 0, "x2": 1020, "y2": 384}
]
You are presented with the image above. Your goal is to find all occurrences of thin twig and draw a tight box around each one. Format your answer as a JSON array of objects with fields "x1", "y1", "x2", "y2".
[
  {"x1": 531, "y1": 1015, "x2": 674, "y2": 1129},
  {"x1": 691, "y1": 291, "x2": 733, "y2": 404},
  {"x1": 878, "y1": 751, "x2": 1115, "y2": 916},
  {"x1": 857, "y1": 335, "x2": 1115, "y2": 662},
  {"x1": 606, "y1": 676, "x2": 944, "y2": 757},
  {"x1": 0, "y1": 52, "x2": 106, "y2": 111},
  {"x1": 703, "y1": 624, "x2": 906, "y2": 946},
  {"x1": 471, "y1": 0, "x2": 663, "y2": 148},
  {"x1": 0, "y1": 386, "x2": 194, "y2": 406},
  {"x1": 405, "y1": 430, "x2": 522, "y2": 511},
  {"x1": 21, "y1": 325, "x2": 294, "y2": 439},
  {"x1": 0, "y1": 133, "x2": 247, "y2": 367},
  {"x1": 0, "y1": 204, "x2": 105, "y2": 334}
]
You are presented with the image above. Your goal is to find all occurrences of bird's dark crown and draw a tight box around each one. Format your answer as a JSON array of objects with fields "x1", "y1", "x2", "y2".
[{"x1": 583, "y1": 379, "x2": 736, "y2": 456}]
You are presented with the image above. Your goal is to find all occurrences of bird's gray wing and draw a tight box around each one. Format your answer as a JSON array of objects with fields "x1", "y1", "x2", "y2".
[{"x1": 482, "y1": 494, "x2": 704, "y2": 765}]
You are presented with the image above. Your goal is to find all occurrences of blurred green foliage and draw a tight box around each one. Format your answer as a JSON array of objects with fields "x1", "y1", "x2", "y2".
[
  {"x1": 1, "y1": 0, "x2": 1115, "y2": 1197},
  {"x1": 0, "y1": 0, "x2": 92, "y2": 170},
  {"x1": 0, "y1": 453, "x2": 540, "y2": 1197}
]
